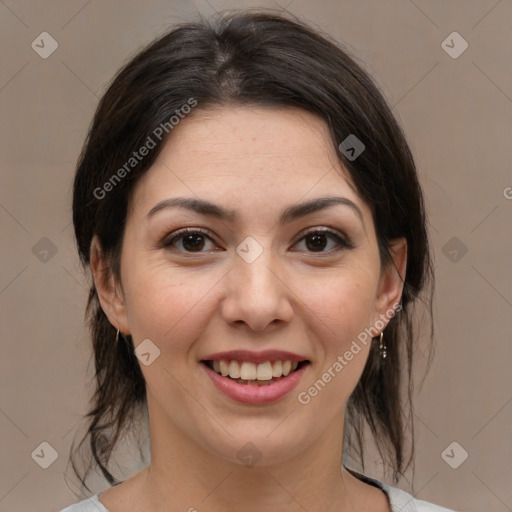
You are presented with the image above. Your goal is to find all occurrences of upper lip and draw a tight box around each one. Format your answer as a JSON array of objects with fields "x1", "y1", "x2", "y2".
[{"x1": 200, "y1": 350, "x2": 310, "y2": 364}]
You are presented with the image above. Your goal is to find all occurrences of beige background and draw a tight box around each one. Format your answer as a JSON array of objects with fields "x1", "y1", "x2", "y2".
[{"x1": 1, "y1": 1, "x2": 511, "y2": 511}]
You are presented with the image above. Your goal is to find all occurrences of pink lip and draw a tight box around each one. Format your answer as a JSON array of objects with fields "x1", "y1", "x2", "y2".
[
  {"x1": 200, "y1": 361, "x2": 309, "y2": 405},
  {"x1": 200, "y1": 349, "x2": 308, "y2": 364}
]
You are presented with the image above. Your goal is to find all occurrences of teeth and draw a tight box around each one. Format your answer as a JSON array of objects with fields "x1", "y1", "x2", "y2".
[
  {"x1": 256, "y1": 361, "x2": 273, "y2": 380},
  {"x1": 240, "y1": 361, "x2": 257, "y2": 380},
  {"x1": 272, "y1": 360, "x2": 282, "y2": 377},
  {"x1": 219, "y1": 360, "x2": 229, "y2": 377},
  {"x1": 210, "y1": 359, "x2": 302, "y2": 381},
  {"x1": 228, "y1": 360, "x2": 241, "y2": 378}
]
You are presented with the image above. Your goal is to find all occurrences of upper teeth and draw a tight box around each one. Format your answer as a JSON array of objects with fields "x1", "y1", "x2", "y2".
[{"x1": 212, "y1": 360, "x2": 300, "y2": 380}]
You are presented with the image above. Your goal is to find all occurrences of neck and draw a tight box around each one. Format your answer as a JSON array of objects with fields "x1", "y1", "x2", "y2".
[{"x1": 135, "y1": 398, "x2": 360, "y2": 512}]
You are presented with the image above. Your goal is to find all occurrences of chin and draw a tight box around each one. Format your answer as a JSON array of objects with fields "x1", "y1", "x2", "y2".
[{"x1": 200, "y1": 428, "x2": 309, "y2": 468}]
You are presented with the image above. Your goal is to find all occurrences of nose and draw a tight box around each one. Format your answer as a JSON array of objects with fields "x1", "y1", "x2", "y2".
[{"x1": 220, "y1": 245, "x2": 294, "y2": 332}]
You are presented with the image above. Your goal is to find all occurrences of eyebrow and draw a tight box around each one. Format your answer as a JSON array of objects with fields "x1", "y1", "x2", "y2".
[{"x1": 146, "y1": 196, "x2": 365, "y2": 226}]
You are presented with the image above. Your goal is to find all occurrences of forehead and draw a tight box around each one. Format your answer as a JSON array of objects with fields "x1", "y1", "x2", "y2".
[
  {"x1": 129, "y1": 105, "x2": 365, "y2": 219},
  {"x1": 156, "y1": 105, "x2": 341, "y2": 175}
]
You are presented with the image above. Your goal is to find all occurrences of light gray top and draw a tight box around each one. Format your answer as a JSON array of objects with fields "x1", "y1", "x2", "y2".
[{"x1": 59, "y1": 473, "x2": 456, "y2": 512}]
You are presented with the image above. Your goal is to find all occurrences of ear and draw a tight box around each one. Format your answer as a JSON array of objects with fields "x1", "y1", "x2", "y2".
[
  {"x1": 371, "y1": 237, "x2": 407, "y2": 326},
  {"x1": 89, "y1": 235, "x2": 130, "y2": 335}
]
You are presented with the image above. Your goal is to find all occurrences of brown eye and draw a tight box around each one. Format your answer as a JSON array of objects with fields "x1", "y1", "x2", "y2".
[
  {"x1": 305, "y1": 233, "x2": 328, "y2": 251},
  {"x1": 163, "y1": 229, "x2": 217, "y2": 253},
  {"x1": 293, "y1": 229, "x2": 352, "y2": 253},
  {"x1": 180, "y1": 233, "x2": 206, "y2": 251}
]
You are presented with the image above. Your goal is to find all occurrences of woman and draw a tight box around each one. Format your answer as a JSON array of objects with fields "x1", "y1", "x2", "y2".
[{"x1": 61, "y1": 10, "x2": 454, "y2": 512}]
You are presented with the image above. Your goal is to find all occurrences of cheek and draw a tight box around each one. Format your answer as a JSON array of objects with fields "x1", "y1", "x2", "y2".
[
  {"x1": 296, "y1": 275, "x2": 377, "y2": 411},
  {"x1": 122, "y1": 263, "x2": 225, "y2": 349},
  {"x1": 303, "y1": 269, "x2": 377, "y2": 343}
]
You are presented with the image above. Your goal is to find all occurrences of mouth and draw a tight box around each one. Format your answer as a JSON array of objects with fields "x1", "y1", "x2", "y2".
[
  {"x1": 200, "y1": 359, "x2": 311, "y2": 386},
  {"x1": 200, "y1": 357, "x2": 311, "y2": 404}
]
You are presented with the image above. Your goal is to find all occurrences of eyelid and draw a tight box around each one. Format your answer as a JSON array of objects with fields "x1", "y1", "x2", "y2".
[
  {"x1": 292, "y1": 226, "x2": 355, "y2": 254},
  {"x1": 161, "y1": 227, "x2": 218, "y2": 249},
  {"x1": 161, "y1": 226, "x2": 354, "y2": 254}
]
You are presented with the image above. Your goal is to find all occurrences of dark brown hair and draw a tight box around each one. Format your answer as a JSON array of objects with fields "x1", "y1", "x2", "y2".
[{"x1": 69, "y1": 9, "x2": 434, "y2": 493}]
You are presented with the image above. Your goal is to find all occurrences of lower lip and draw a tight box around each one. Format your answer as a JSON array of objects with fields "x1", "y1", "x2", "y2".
[{"x1": 200, "y1": 362, "x2": 309, "y2": 405}]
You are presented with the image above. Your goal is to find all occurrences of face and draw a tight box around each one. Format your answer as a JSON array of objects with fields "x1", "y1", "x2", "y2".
[{"x1": 93, "y1": 106, "x2": 406, "y2": 467}]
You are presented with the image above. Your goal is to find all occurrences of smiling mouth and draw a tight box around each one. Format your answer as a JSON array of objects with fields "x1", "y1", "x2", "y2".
[{"x1": 201, "y1": 359, "x2": 310, "y2": 385}]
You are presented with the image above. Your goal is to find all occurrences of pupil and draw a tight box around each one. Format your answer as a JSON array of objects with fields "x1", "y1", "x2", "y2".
[
  {"x1": 306, "y1": 233, "x2": 327, "y2": 251},
  {"x1": 183, "y1": 234, "x2": 205, "y2": 251}
]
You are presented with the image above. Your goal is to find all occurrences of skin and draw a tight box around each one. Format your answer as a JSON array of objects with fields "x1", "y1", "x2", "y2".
[{"x1": 91, "y1": 106, "x2": 407, "y2": 512}]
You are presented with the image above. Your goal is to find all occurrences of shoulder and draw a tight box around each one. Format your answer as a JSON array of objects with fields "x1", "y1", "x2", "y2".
[
  {"x1": 378, "y1": 481, "x2": 456, "y2": 512},
  {"x1": 59, "y1": 495, "x2": 110, "y2": 512},
  {"x1": 344, "y1": 468, "x2": 455, "y2": 512}
]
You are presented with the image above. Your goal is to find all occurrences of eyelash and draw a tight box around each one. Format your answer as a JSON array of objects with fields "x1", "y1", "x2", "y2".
[{"x1": 161, "y1": 227, "x2": 354, "y2": 255}]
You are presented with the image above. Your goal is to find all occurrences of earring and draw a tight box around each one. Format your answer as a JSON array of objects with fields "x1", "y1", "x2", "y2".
[
  {"x1": 379, "y1": 332, "x2": 387, "y2": 360},
  {"x1": 115, "y1": 328, "x2": 120, "y2": 344}
]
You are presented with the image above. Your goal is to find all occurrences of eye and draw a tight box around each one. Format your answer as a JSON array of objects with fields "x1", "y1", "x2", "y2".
[
  {"x1": 162, "y1": 227, "x2": 353, "y2": 255},
  {"x1": 163, "y1": 228, "x2": 218, "y2": 253},
  {"x1": 292, "y1": 228, "x2": 352, "y2": 253}
]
